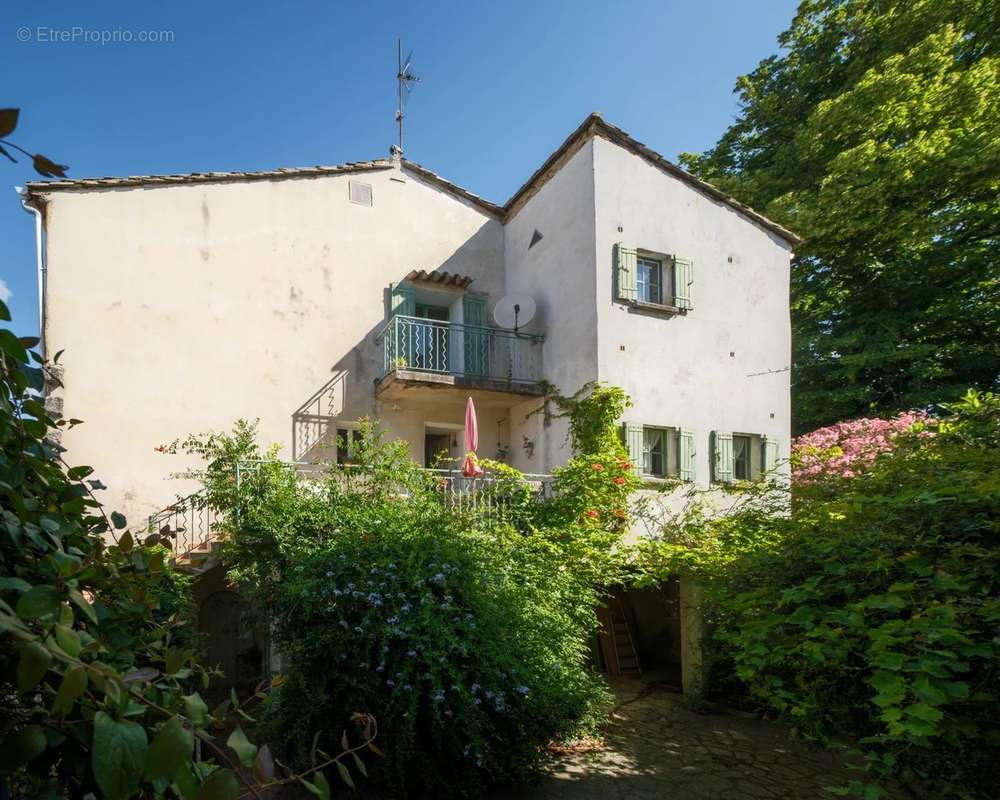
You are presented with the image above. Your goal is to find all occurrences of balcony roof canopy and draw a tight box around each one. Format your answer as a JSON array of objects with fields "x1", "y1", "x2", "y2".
[{"x1": 405, "y1": 269, "x2": 474, "y2": 289}]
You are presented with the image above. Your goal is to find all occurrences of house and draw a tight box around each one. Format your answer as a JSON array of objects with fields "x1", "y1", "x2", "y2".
[{"x1": 22, "y1": 113, "x2": 797, "y2": 690}]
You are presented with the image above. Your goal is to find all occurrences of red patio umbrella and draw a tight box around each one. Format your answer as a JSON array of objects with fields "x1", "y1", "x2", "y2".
[{"x1": 462, "y1": 396, "x2": 484, "y2": 478}]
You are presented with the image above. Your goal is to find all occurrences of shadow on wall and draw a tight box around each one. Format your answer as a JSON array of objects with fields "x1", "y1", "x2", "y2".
[{"x1": 289, "y1": 219, "x2": 512, "y2": 462}]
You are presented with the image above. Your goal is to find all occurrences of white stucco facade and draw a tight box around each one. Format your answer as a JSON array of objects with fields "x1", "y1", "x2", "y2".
[{"x1": 28, "y1": 115, "x2": 795, "y2": 528}]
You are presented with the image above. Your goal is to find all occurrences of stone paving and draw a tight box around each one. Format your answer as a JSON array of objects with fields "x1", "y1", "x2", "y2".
[{"x1": 498, "y1": 677, "x2": 869, "y2": 800}]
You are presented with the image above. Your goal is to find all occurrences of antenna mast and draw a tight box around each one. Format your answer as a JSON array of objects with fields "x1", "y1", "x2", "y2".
[{"x1": 395, "y1": 38, "x2": 419, "y2": 155}]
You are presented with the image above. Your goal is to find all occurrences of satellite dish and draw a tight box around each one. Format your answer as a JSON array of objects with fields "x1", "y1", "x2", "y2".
[{"x1": 493, "y1": 294, "x2": 536, "y2": 331}]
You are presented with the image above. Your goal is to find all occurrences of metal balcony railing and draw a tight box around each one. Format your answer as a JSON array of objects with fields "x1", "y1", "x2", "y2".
[
  {"x1": 376, "y1": 315, "x2": 544, "y2": 387},
  {"x1": 148, "y1": 466, "x2": 554, "y2": 557}
]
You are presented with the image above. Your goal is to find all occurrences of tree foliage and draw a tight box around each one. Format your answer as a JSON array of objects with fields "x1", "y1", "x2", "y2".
[
  {"x1": 682, "y1": 0, "x2": 1000, "y2": 431},
  {"x1": 636, "y1": 391, "x2": 1000, "y2": 798},
  {"x1": 0, "y1": 300, "x2": 372, "y2": 798},
  {"x1": 179, "y1": 387, "x2": 640, "y2": 798}
]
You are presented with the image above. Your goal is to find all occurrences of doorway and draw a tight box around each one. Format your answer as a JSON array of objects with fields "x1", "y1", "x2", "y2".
[
  {"x1": 424, "y1": 431, "x2": 454, "y2": 468},
  {"x1": 413, "y1": 304, "x2": 450, "y2": 372}
]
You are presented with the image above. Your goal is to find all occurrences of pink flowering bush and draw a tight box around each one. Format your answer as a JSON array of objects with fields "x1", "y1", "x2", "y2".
[{"x1": 792, "y1": 410, "x2": 930, "y2": 484}]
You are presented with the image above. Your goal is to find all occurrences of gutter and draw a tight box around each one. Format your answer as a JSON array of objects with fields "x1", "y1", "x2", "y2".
[{"x1": 16, "y1": 186, "x2": 45, "y2": 357}]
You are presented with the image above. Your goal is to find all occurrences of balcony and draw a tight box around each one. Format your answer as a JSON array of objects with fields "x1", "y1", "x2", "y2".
[{"x1": 375, "y1": 315, "x2": 545, "y2": 403}]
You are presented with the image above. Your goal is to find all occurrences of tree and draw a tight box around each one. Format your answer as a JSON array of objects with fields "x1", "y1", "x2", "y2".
[{"x1": 681, "y1": 0, "x2": 1000, "y2": 432}]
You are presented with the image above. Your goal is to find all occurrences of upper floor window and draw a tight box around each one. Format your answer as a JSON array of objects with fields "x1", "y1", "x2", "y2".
[
  {"x1": 636, "y1": 257, "x2": 662, "y2": 305},
  {"x1": 616, "y1": 244, "x2": 693, "y2": 311}
]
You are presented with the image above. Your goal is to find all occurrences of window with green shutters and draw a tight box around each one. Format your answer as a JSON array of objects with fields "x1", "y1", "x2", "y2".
[
  {"x1": 622, "y1": 422, "x2": 644, "y2": 476},
  {"x1": 673, "y1": 257, "x2": 693, "y2": 309},
  {"x1": 762, "y1": 437, "x2": 779, "y2": 474},
  {"x1": 678, "y1": 429, "x2": 696, "y2": 481},
  {"x1": 462, "y1": 294, "x2": 489, "y2": 377},
  {"x1": 390, "y1": 282, "x2": 415, "y2": 318},
  {"x1": 615, "y1": 244, "x2": 693, "y2": 311},
  {"x1": 622, "y1": 424, "x2": 695, "y2": 480},
  {"x1": 712, "y1": 431, "x2": 735, "y2": 483},
  {"x1": 615, "y1": 244, "x2": 638, "y2": 302}
]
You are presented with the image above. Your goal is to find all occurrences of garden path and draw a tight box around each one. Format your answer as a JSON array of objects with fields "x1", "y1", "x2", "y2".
[{"x1": 498, "y1": 677, "x2": 874, "y2": 800}]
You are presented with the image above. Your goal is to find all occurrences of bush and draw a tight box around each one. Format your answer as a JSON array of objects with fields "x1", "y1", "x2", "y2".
[
  {"x1": 637, "y1": 391, "x2": 1000, "y2": 798},
  {"x1": 0, "y1": 300, "x2": 371, "y2": 799},
  {"x1": 192, "y1": 421, "x2": 614, "y2": 798}
]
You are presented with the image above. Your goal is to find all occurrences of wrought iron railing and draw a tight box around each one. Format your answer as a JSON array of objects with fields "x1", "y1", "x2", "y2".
[
  {"x1": 148, "y1": 492, "x2": 221, "y2": 557},
  {"x1": 425, "y1": 468, "x2": 553, "y2": 522},
  {"x1": 376, "y1": 315, "x2": 544, "y2": 387},
  {"x1": 148, "y1": 466, "x2": 554, "y2": 557}
]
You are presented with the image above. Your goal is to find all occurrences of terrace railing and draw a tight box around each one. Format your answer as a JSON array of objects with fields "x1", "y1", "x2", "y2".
[
  {"x1": 376, "y1": 315, "x2": 544, "y2": 388},
  {"x1": 148, "y1": 466, "x2": 554, "y2": 558}
]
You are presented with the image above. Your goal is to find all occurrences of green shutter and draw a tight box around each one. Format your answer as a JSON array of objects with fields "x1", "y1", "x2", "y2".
[
  {"x1": 763, "y1": 437, "x2": 779, "y2": 474},
  {"x1": 712, "y1": 431, "x2": 734, "y2": 483},
  {"x1": 390, "y1": 282, "x2": 415, "y2": 317},
  {"x1": 616, "y1": 244, "x2": 638, "y2": 302},
  {"x1": 463, "y1": 294, "x2": 489, "y2": 377},
  {"x1": 622, "y1": 423, "x2": 644, "y2": 476},
  {"x1": 673, "y1": 257, "x2": 693, "y2": 310},
  {"x1": 678, "y1": 429, "x2": 696, "y2": 482}
]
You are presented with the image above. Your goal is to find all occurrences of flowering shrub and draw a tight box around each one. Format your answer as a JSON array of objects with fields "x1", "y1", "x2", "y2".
[
  {"x1": 637, "y1": 391, "x2": 1000, "y2": 799},
  {"x1": 189, "y1": 422, "x2": 612, "y2": 798},
  {"x1": 791, "y1": 410, "x2": 929, "y2": 484}
]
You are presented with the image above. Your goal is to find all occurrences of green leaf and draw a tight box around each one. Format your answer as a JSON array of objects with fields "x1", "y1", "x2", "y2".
[
  {"x1": 0, "y1": 576, "x2": 31, "y2": 593},
  {"x1": 0, "y1": 725, "x2": 46, "y2": 775},
  {"x1": 196, "y1": 768, "x2": 240, "y2": 800},
  {"x1": 55, "y1": 624, "x2": 82, "y2": 658},
  {"x1": 336, "y1": 760, "x2": 355, "y2": 788},
  {"x1": 351, "y1": 752, "x2": 367, "y2": 777},
  {"x1": 226, "y1": 726, "x2": 257, "y2": 768},
  {"x1": 92, "y1": 711, "x2": 148, "y2": 800},
  {"x1": 912, "y1": 676, "x2": 948, "y2": 706},
  {"x1": 905, "y1": 702, "x2": 944, "y2": 723},
  {"x1": 16, "y1": 584, "x2": 61, "y2": 619},
  {"x1": 18, "y1": 641, "x2": 52, "y2": 692},
  {"x1": 314, "y1": 770, "x2": 332, "y2": 799},
  {"x1": 165, "y1": 647, "x2": 186, "y2": 675},
  {"x1": 68, "y1": 588, "x2": 97, "y2": 623},
  {"x1": 183, "y1": 693, "x2": 209, "y2": 727},
  {"x1": 145, "y1": 717, "x2": 194, "y2": 782},
  {"x1": 52, "y1": 665, "x2": 88, "y2": 715},
  {"x1": 0, "y1": 329, "x2": 28, "y2": 364},
  {"x1": 111, "y1": 511, "x2": 128, "y2": 530}
]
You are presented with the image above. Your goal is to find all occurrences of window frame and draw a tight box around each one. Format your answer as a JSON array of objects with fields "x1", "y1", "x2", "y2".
[
  {"x1": 633, "y1": 248, "x2": 676, "y2": 310},
  {"x1": 732, "y1": 434, "x2": 752, "y2": 480},
  {"x1": 636, "y1": 257, "x2": 663, "y2": 305},
  {"x1": 641, "y1": 426, "x2": 678, "y2": 479},
  {"x1": 334, "y1": 424, "x2": 361, "y2": 465}
]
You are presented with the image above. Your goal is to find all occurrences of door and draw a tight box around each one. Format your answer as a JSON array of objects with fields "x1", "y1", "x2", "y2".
[
  {"x1": 199, "y1": 590, "x2": 261, "y2": 696},
  {"x1": 462, "y1": 295, "x2": 489, "y2": 377},
  {"x1": 424, "y1": 432, "x2": 452, "y2": 467},
  {"x1": 414, "y1": 304, "x2": 450, "y2": 372}
]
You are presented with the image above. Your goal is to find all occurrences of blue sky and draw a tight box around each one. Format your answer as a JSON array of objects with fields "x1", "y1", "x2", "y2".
[{"x1": 0, "y1": 0, "x2": 798, "y2": 333}]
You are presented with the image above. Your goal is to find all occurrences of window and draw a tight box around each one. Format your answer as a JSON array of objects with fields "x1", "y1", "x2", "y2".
[
  {"x1": 643, "y1": 427, "x2": 667, "y2": 477},
  {"x1": 336, "y1": 428, "x2": 358, "y2": 465},
  {"x1": 615, "y1": 244, "x2": 692, "y2": 309},
  {"x1": 636, "y1": 257, "x2": 662, "y2": 305},
  {"x1": 733, "y1": 434, "x2": 752, "y2": 480}
]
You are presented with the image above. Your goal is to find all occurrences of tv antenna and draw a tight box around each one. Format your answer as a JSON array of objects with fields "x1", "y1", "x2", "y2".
[{"x1": 395, "y1": 38, "x2": 419, "y2": 155}]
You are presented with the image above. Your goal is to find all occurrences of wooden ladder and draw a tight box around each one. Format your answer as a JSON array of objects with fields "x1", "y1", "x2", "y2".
[{"x1": 610, "y1": 596, "x2": 642, "y2": 676}]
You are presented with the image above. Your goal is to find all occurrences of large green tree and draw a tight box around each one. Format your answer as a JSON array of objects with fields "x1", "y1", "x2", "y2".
[{"x1": 682, "y1": 0, "x2": 1000, "y2": 432}]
